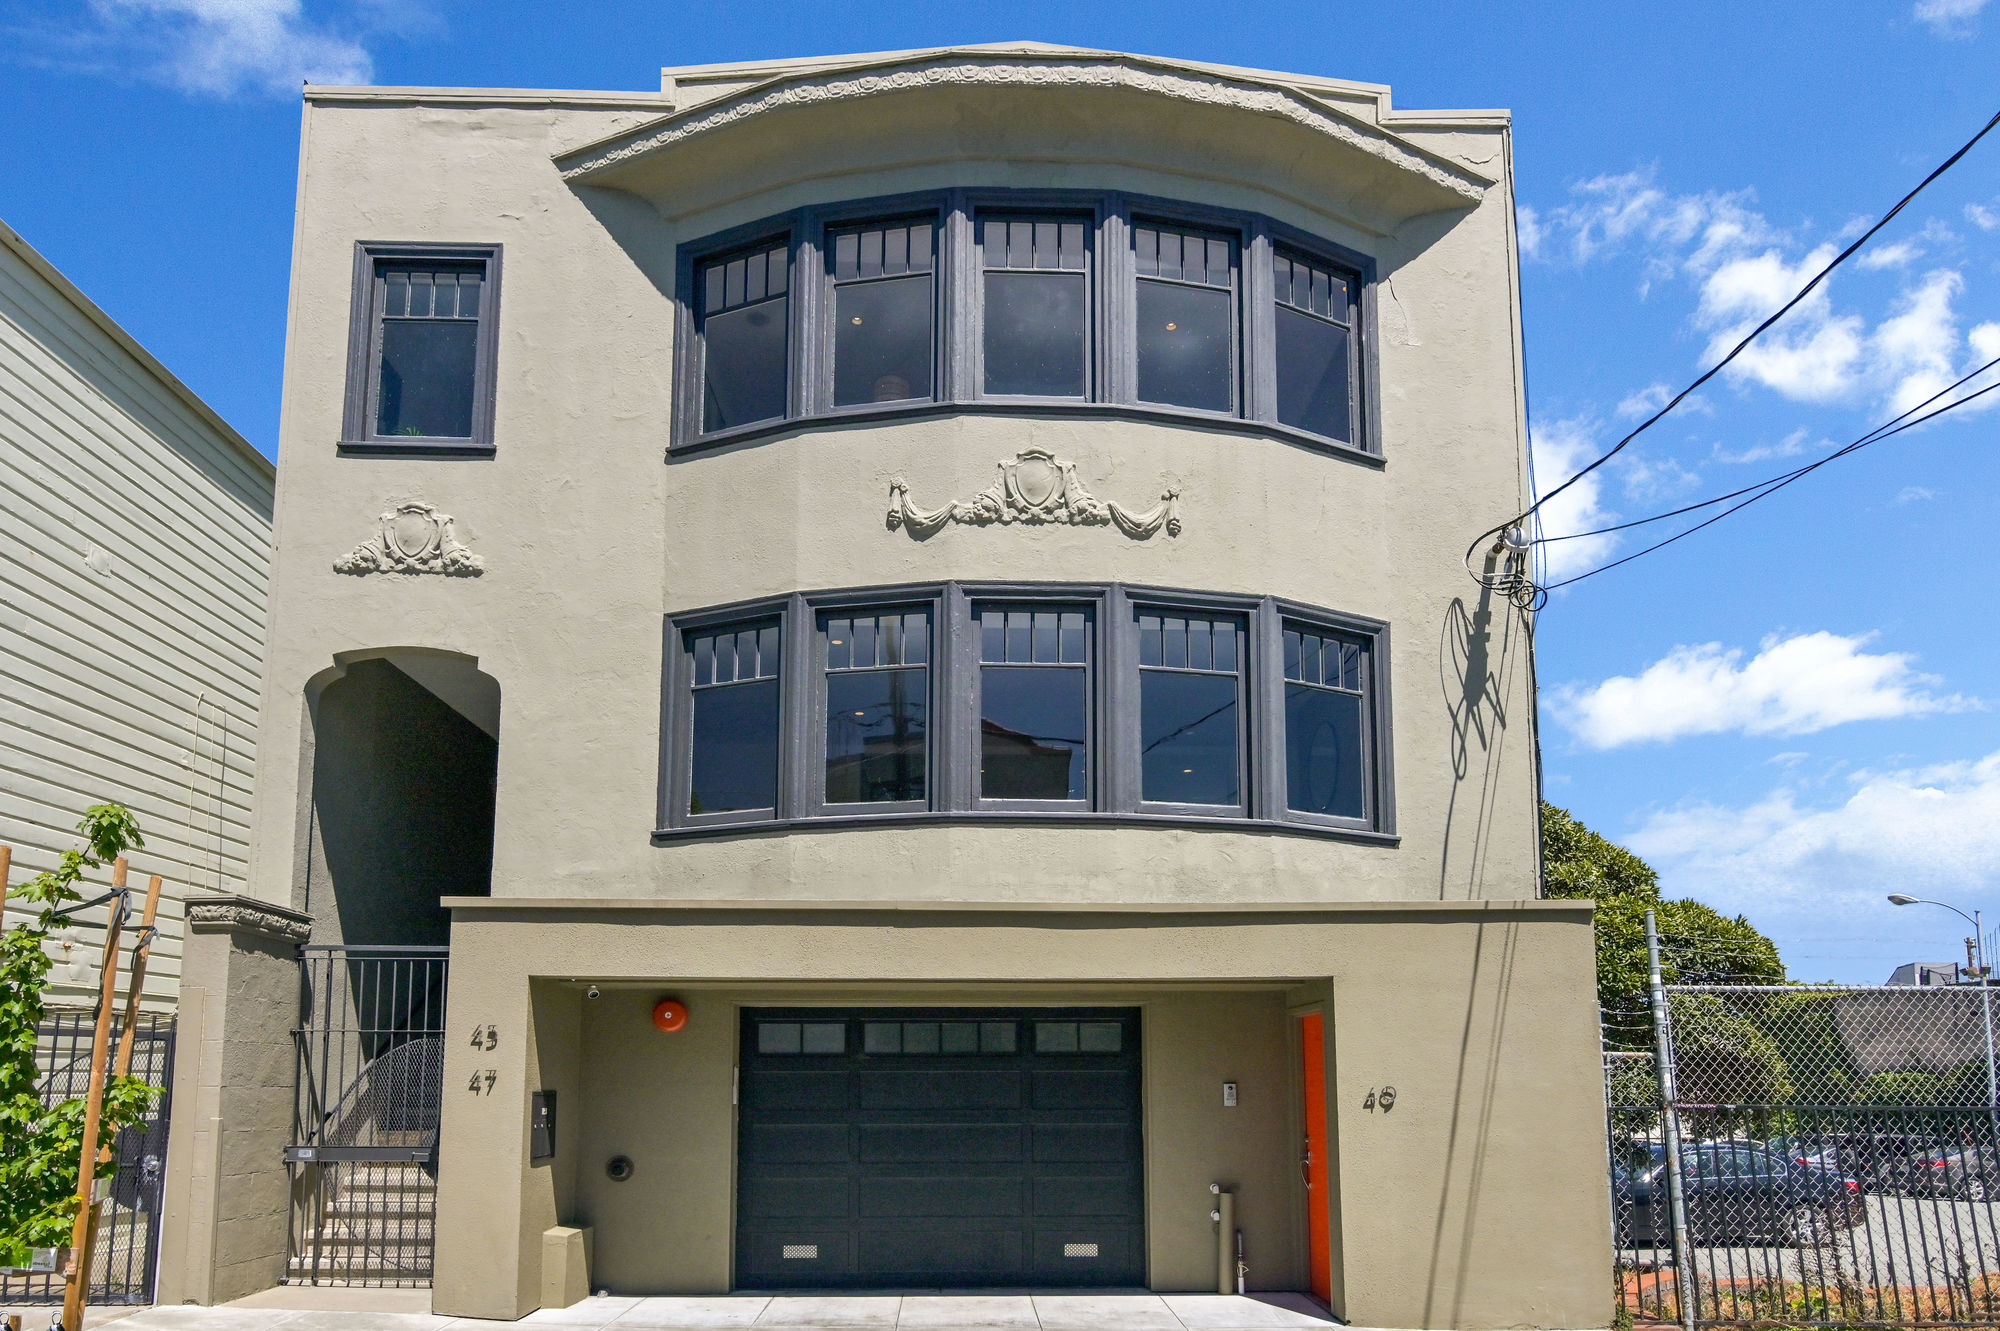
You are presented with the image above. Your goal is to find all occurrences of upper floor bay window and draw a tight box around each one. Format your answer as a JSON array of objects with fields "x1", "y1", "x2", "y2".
[
  {"x1": 675, "y1": 192, "x2": 1374, "y2": 456},
  {"x1": 342, "y1": 243, "x2": 500, "y2": 451},
  {"x1": 660, "y1": 584, "x2": 1391, "y2": 839}
]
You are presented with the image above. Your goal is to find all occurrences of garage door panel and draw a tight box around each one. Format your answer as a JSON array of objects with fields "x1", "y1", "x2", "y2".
[
  {"x1": 744, "y1": 1122, "x2": 851, "y2": 1163},
  {"x1": 858, "y1": 1122, "x2": 1028, "y2": 1163},
  {"x1": 740, "y1": 1174, "x2": 851, "y2": 1219},
  {"x1": 1032, "y1": 1069, "x2": 1136, "y2": 1110},
  {"x1": 1033, "y1": 1173, "x2": 1145, "y2": 1217},
  {"x1": 738, "y1": 1008, "x2": 1142, "y2": 1289},
  {"x1": 1034, "y1": 1122, "x2": 1138, "y2": 1162},
  {"x1": 745, "y1": 1070, "x2": 852, "y2": 1111},
  {"x1": 857, "y1": 1068, "x2": 1023, "y2": 1110},
  {"x1": 856, "y1": 1226, "x2": 1024, "y2": 1279},
  {"x1": 858, "y1": 1173, "x2": 1028, "y2": 1218}
]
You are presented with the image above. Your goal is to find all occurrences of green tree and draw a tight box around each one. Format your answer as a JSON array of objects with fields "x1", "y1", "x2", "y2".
[
  {"x1": 1542, "y1": 801, "x2": 1784, "y2": 1049},
  {"x1": 0, "y1": 805, "x2": 159, "y2": 1267}
]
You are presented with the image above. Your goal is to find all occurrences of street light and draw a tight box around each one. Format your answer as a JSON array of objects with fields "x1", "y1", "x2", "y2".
[{"x1": 1888, "y1": 894, "x2": 1997, "y2": 1142}]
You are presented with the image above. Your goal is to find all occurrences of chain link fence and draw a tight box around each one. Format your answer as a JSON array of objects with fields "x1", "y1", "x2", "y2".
[{"x1": 1612, "y1": 973, "x2": 2000, "y2": 1327}]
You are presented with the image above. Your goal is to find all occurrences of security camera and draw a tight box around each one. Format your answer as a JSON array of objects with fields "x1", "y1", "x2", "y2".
[{"x1": 586, "y1": 984, "x2": 600, "y2": 1000}]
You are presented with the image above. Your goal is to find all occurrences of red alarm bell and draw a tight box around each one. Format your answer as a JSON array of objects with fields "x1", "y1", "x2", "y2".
[{"x1": 652, "y1": 998, "x2": 689, "y2": 1032}]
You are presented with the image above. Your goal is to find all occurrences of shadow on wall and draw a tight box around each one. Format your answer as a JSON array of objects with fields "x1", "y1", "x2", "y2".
[
  {"x1": 1436, "y1": 577, "x2": 1526, "y2": 901},
  {"x1": 304, "y1": 652, "x2": 500, "y2": 947}
]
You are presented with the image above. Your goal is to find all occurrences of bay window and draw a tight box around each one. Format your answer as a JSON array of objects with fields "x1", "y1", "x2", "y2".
[
  {"x1": 660, "y1": 585, "x2": 1389, "y2": 838},
  {"x1": 675, "y1": 191, "x2": 1373, "y2": 455}
]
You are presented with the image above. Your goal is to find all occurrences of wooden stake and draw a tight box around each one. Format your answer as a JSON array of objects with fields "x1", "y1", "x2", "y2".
[
  {"x1": 60, "y1": 856, "x2": 126, "y2": 1331},
  {"x1": 0, "y1": 843, "x2": 12, "y2": 926},
  {"x1": 111, "y1": 874, "x2": 164, "y2": 1080}
]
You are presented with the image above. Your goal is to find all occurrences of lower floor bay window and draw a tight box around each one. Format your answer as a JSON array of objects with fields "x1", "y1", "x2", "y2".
[{"x1": 660, "y1": 583, "x2": 1390, "y2": 838}]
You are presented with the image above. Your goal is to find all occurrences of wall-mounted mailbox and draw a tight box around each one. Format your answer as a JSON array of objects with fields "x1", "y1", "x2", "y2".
[{"x1": 530, "y1": 1089, "x2": 557, "y2": 1164}]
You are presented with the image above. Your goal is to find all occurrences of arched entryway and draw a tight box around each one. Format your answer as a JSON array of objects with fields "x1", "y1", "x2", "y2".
[{"x1": 303, "y1": 648, "x2": 499, "y2": 947}]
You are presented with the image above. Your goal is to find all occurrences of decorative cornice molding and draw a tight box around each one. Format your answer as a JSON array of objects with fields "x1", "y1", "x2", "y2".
[
  {"x1": 186, "y1": 895, "x2": 313, "y2": 943},
  {"x1": 335, "y1": 501, "x2": 484, "y2": 577},
  {"x1": 557, "y1": 56, "x2": 1488, "y2": 203},
  {"x1": 888, "y1": 449, "x2": 1180, "y2": 540}
]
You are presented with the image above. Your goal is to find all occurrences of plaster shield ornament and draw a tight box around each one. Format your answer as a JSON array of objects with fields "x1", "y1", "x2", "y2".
[
  {"x1": 334, "y1": 502, "x2": 485, "y2": 577},
  {"x1": 888, "y1": 449, "x2": 1181, "y2": 540}
]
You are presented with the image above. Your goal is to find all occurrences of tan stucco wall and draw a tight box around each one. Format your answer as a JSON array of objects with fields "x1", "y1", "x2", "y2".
[
  {"x1": 248, "y1": 67, "x2": 1536, "y2": 919},
  {"x1": 431, "y1": 903, "x2": 1609, "y2": 1329}
]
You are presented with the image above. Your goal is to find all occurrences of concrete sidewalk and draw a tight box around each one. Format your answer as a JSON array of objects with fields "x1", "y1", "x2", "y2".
[{"x1": 67, "y1": 1290, "x2": 1343, "y2": 1330}]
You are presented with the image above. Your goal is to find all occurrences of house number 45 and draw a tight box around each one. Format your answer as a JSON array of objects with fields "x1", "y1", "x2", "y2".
[
  {"x1": 1362, "y1": 1086, "x2": 1398, "y2": 1112},
  {"x1": 468, "y1": 1024, "x2": 498, "y2": 1050}
]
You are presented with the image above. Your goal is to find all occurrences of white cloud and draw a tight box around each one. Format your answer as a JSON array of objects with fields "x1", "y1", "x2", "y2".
[
  {"x1": 1553, "y1": 630, "x2": 1969, "y2": 748},
  {"x1": 76, "y1": 0, "x2": 373, "y2": 95},
  {"x1": 1515, "y1": 205, "x2": 1544, "y2": 258},
  {"x1": 1895, "y1": 485, "x2": 1938, "y2": 504},
  {"x1": 1914, "y1": 0, "x2": 1989, "y2": 35},
  {"x1": 1857, "y1": 239, "x2": 1924, "y2": 270},
  {"x1": 1970, "y1": 203, "x2": 2000, "y2": 232},
  {"x1": 1711, "y1": 426, "x2": 1830, "y2": 465},
  {"x1": 1616, "y1": 382, "x2": 1671, "y2": 420},
  {"x1": 1628, "y1": 749, "x2": 2000, "y2": 915},
  {"x1": 1529, "y1": 415, "x2": 1619, "y2": 581}
]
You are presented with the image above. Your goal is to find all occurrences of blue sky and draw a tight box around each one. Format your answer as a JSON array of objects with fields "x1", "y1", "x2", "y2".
[{"x1": 3, "y1": 0, "x2": 1997, "y2": 981}]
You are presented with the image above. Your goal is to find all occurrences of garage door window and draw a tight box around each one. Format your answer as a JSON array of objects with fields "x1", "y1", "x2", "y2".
[
  {"x1": 1035, "y1": 1021, "x2": 1123, "y2": 1053},
  {"x1": 864, "y1": 1020, "x2": 1019, "y2": 1055},
  {"x1": 758, "y1": 1021, "x2": 846, "y2": 1054}
]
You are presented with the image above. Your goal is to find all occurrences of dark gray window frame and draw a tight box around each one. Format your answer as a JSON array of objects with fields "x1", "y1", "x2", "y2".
[
  {"x1": 341, "y1": 241, "x2": 502, "y2": 456},
  {"x1": 657, "y1": 582, "x2": 1395, "y2": 843},
  {"x1": 1125, "y1": 594, "x2": 1251, "y2": 818},
  {"x1": 672, "y1": 191, "x2": 1379, "y2": 465}
]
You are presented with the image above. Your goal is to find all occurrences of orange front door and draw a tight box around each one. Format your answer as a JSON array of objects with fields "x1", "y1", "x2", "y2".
[{"x1": 1299, "y1": 1011, "x2": 1332, "y2": 1307}]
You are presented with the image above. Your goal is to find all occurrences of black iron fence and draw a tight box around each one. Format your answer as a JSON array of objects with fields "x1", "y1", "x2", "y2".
[
  {"x1": 1612, "y1": 969, "x2": 2000, "y2": 1327},
  {"x1": 0, "y1": 1010, "x2": 175, "y2": 1307},
  {"x1": 285, "y1": 945, "x2": 448, "y2": 1287}
]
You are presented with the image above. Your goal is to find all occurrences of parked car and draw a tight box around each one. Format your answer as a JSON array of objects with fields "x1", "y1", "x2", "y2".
[
  {"x1": 1765, "y1": 1131, "x2": 1950, "y2": 1195},
  {"x1": 1904, "y1": 1144, "x2": 1999, "y2": 1201},
  {"x1": 1616, "y1": 1142, "x2": 1862, "y2": 1246}
]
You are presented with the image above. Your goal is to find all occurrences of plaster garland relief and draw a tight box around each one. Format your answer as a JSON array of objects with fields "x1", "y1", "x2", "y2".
[
  {"x1": 888, "y1": 448, "x2": 1182, "y2": 540},
  {"x1": 334, "y1": 501, "x2": 485, "y2": 577},
  {"x1": 186, "y1": 896, "x2": 313, "y2": 943}
]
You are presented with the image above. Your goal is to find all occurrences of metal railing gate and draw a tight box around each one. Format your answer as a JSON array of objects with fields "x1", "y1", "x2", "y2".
[
  {"x1": 285, "y1": 945, "x2": 448, "y2": 1287},
  {"x1": 0, "y1": 1012, "x2": 175, "y2": 1306}
]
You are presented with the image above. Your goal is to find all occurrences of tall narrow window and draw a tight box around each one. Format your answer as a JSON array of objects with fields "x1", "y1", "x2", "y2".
[
  {"x1": 1283, "y1": 625, "x2": 1366, "y2": 820},
  {"x1": 688, "y1": 622, "x2": 782, "y2": 816},
  {"x1": 1134, "y1": 225, "x2": 1235, "y2": 413},
  {"x1": 375, "y1": 266, "x2": 483, "y2": 438},
  {"x1": 822, "y1": 608, "x2": 929, "y2": 806},
  {"x1": 1137, "y1": 611, "x2": 1243, "y2": 808},
  {"x1": 977, "y1": 606, "x2": 1089, "y2": 803},
  {"x1": 1273, "y1": 251, "x2": 1356, "y2": 443},
  {"x1": 701, "y1": 243, "x2": 790, "y2": 432},
  {"x1": 981, "y1": 217, "x2": 1088, "y2": 397},
  {"x1": 832, "y1": 221, "x2": 934, "y2": 406}
]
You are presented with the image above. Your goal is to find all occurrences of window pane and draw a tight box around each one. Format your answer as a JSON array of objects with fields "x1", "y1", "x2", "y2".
[
  {"x1": 703, "y1": 296, "x2": 788, "y2": 430},
  {"x1": 984, "y1": 271, "x2": 1087, "y2": 397},
  {"x1": 1141, "y1": 671, "x2": 1239, "y2": 806},
  {"x1": 801, "y1": 1023, "x2": 846, "y2": 1054},
  {"x1": 902, "y1": 1022, "x2": 939, "y2": 1054},
  {"x1": 1286, "y1": 682, "x2": 1364, "y2": 819},
  {"x1": 981, "y1": 1022, "x2": 1017, "y2": 1053},
  {"x1": 690, "y1": 677, "x2": 779, "y2": 814},
  {"x1": 1032, "y1": 612, "x2": 1058, "y2": 663},
  {"x1": 1079, "y1": 1022, "x2": 1122, "y2": 1053},
  {"x1": 1276, "y1": 305, "x2": 1353, "y2": 442},
  {"x1": 864, "y1": 1022, "x2": 901, "y2": 1054},
  {"x1": 1036, "y1": 1022, "x2": 1079, "y2": 1053},
  {"x1": 981, "y1": 609, "x2": 1006, "y2": 663},
  {"x1": 981, "y1": 666, "x2": 1087, "y2": 801},
  {"x1": 376, "y1": 319, "x2": 478, "y2": 437},
  {"x1": 1059, "y1": 613, "x2": 1085, "y2": 664},
  {"x1": 759, "y1": 1023, "x2": 801, "y2": 1054},
  {"x1": 834, "y1": 273, "x2": 933, "y2": 405},
  {"x1": 940, "y1": 1022, "x2": 978, "y2": 1053},
  {"x1": 825, "y1": 667, "x2": 927, "y2": 804},
  {"x1": 1136, "y1": 281, "x2": 1231, "y2": 411}
]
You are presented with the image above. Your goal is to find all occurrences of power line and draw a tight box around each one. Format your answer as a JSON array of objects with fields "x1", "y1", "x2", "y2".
[
  {"x1": 1541, "y1": 353, "x2": 2000, "y2": 546},
  {"x1": 1546, "y1": 376, "x2": 1999, "y2": 589},
  {"x1": 1466, "y1": 105, "x2": 2000, "y2": 567}
]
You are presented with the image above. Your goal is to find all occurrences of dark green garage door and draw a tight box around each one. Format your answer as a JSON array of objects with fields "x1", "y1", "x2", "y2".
[{"x1": 736, "y1": 1007, "x2": 1144, "y2": 1289}]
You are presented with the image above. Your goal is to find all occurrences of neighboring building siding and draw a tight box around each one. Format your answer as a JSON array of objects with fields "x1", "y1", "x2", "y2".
[{"x1": 0, "y1": 219, "x2": 273, "y2": 1008}]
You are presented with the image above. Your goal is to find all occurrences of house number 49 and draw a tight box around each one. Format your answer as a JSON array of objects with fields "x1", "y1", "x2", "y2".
[{"x1": 1362, "y1": 1086, "x2": 1398, "y2": 1112}]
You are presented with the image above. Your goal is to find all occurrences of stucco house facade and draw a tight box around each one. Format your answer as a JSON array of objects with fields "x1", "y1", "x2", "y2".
[
  {"x1": 159, "y1": 44, "x2": 1608, "y2": 1328},
  {"x1": 0, "y1": 217, "x2": 272, "y2": 1011}
]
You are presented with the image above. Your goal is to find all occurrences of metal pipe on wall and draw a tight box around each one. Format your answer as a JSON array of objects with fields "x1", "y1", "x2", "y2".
[{"x1": 1210, "y1": 1185, "x2": 1234, "y2": 1294}]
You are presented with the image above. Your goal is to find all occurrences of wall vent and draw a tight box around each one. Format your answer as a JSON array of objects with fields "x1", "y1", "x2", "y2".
[
  {"x1": 1063, "y1": 1242, "x2": 1100, "y2": 1258},
  {"x1": 782, "y1": 1244, "x2": 819, "y2": 1259}
]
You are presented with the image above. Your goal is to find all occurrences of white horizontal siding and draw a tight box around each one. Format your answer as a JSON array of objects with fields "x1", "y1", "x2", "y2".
[{"x1": 0, "y1": 232, "x2": 272, "y2": 1011}]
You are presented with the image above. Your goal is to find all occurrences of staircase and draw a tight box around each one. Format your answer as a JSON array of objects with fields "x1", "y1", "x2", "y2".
[{"x1": 287, "y1": 1140, "x2": 437, "y2": 1285}]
